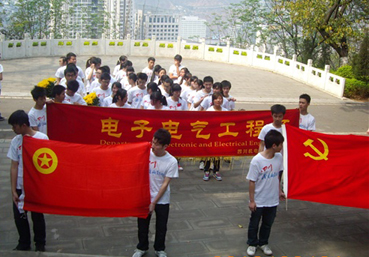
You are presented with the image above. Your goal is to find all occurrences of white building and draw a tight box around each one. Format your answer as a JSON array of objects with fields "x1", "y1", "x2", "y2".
[
  {"x1": 143, "y1": 12, "x2": 181, "y2": 41},
  {"x1": 105, "y1": 0, "x2": 134, "y2": 39},
  {"x1": 179, "y1": 16, "x2": 207, "y2": 42}
]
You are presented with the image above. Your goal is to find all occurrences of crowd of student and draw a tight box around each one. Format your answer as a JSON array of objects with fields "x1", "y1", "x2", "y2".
[{"x1": 9, "y1": 51, "x2": 317, "y2": 257}]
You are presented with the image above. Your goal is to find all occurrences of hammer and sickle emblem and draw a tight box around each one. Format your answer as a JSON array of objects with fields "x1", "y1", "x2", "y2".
[{"x1": 303, "y1": 138, "x2": 329, "y2": 161}]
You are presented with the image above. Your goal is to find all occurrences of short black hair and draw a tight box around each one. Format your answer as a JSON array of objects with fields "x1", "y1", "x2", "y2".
[
  {"x1": 66, "y1": 52, "x2": 76, "y2": 61},
  {"x1": 163, "y1": 77, "x2": 173, "y2": 86},
  {"x1": 99, "y1": 65, "x2": 110, "y2": 74},
  {"x1": 299, "y1": 93, "x2": 311, "y2": 104},
  {"x1": 148, "y1": 57, "x2": 155, "y2": 62},
  {"x1": 170, "y1": 83, "x2": 181, "y2": 96},
  {"x1": 111, "y1": 82, "x2": 122, "y2": 89},
  {"x1": 212, "y1": 92, "x2": 223, "y2": 103},
  {"x1": 128, "y1": 73, "x2": 137, "y2": 82},
  {"x1": 147, "y1": 82, "x2": 159, "y2": 92},
  {"x1": 52, "y1": 85, "x2": 66, "y2": 97},
  {"x1": 174, "y1": 54, "x2": 182, "y2": 62},
  {"x1": 67, "y1": 80, "x2": 79, "y2": 92},
  {"x1": 100, "y1": 72, "x2": 111, "y2": 81},
  {"x1": 264, "y1": 130, "x2": 284, "y2": 149},
  {"x1": 213, "y1": 82, "x2": 221, "y2": 89},
  {"x1": 137, "y1": 72, "x2": 148, "y2": 81},
  {"x1": 64, "y1": 66, "x2": 77, "y2": 76},
  {"x1": 112, "y1": 88, "x2": 127, "y2": 103},
  {"x1": 31, "y1": 86, "x2": 46, "y2": 100},
  {"x1": 271, "y1": 104, "x2": 286, "y2": 115},
  {"x1": 154, "y1": 128, "x2": 171, "y2": 146},
  {"x1": 8, "y1": 110, "x2": 30, "y2": 127},
  {"x1": 121, "y1": 60, "x2": 133, "y2": 69},
  {"x1": 126, "y1": 66, "x2": 135, "y2": 73},
  {"x1": 203, "y1": 76, "x2": 214, "y2": 84},
  {"x1": 221, "y1": 80, "x2": 231, "y2": 89}
]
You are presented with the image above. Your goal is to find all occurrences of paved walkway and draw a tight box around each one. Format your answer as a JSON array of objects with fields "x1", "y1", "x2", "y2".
[{"x1": 0, "y1": 56, "x2": 368, "y2": 257}]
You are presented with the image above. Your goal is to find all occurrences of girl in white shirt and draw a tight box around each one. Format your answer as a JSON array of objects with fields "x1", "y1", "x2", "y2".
[
  {"x1": 147, "y1": 91, "x2": 169, "y2": 110},
  {"x1": 102, "y1": 82, "x2": 122, "y2": 107},
  {"x1": 110, "y1": 88, "x2": 131, "y2": 108},
  {"x1": 166, "y1": 84, "x2": 188, "y2": 110},
  {"x1": 140, "y1": 82, "x2": 160, "y2": 109}
]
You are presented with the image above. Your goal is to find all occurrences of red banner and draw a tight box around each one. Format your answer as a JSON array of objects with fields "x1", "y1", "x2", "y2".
[
  {"x1": 284, "y1": 125, "x2": 369, "y2": 209},
  {"x1": 23, "y1": 136, "x2": 151, "y2": 218},
  {"x1": 47, "y1": 103, "x2": 299, "y2": 157}
]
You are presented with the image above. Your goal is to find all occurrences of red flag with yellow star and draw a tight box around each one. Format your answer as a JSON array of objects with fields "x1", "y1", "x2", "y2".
[
  {"x1": 283, "y1": 124, "x2": 369, "y2": 209},
  {"x1": 22, "y1": 136, "x2": 151, "y2": 218}
]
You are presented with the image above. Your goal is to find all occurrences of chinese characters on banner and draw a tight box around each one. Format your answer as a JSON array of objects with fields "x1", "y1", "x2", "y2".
[{"x1": 47, "y1": 103, "x2": 299, "y2": 157}]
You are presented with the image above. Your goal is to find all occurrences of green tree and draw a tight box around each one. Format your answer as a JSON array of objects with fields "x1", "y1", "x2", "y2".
[
  {"x1": 352, "y1": 33, "x2": 369, "y2": 82},
  {"x1": 50, "y1": 0, "x2": 69, "y2": 39}
]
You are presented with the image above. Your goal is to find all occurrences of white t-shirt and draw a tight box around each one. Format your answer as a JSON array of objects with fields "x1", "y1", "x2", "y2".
[
  {"x1": 0, "y1": 64, "x2": 3, "y2": 90},
  {"x1": 246, "y1": 153, "x2": 283, "y2": 207},
  {"x1": 206, "y1": 106, "x2": 228, "y2": 111},
  {"x1": 7, "y1": 132, "x2": 49, "y2": 189},
  {"x1": 127, "y1": 87, "x2": 147, "y2": 109},
  {"x1": 85, "y1": 67, "x2": 96, "y2": 91},
  {"x1": 113, "y1": 65, "x2": 120, "y2": 78},
  {"x1": 258, "y1": 123, "x2": 283, "y2": 141},
  {"x1": 28, "y1": 106, "x2": 47, "y2": 134},
  {"x1": 201, "y1": 95, "x2": 229, "y2": 110},
  {"x1": 64, "y1": 93, "x2": 87, "y2": 105},
  {"x1": 168, "y1": 64, "x2": 185, "y2": 84},
  {"x1": 55, "y1": 65, "x2": 85, "y2": 80},
  {"x1": 299, "y1": 113, "x2": 316, "y2": 131},
  {"x1": 181, "y1": 87, "x2": 195, "y2": 103},
  {"x1": 115, "y1": 70, "x2": 126, "y2": 82},
  {"x1": 166, "y1": 97, "x2": 188, "y2": 110},
  {"x1": 158, "y1": 85, "x2": 170, "y2": 98},
  {"x1": 147, "y1": 105, "x2": 170, "y2": 110},
  {"x1": 142, "y1": 67, "x2": 154, "y2": 83},
  {"x1": 149, "y1": 149, "x2": 179, "y2": 204},
  {"x1": 92, "y1": 87, "x2": 112, "y2": 106},
  {"x1": 60, "y1": 77, "x2": 86, "y2": 97},
  {"x1": 187, "y1": 90, "x2": 199, "y2": 111},
  {"x1": 109, "y1": 103, "x2": 131, "y2": 108},
  {"x1": 120, "y1": 77, "x2": 130, "y2": 90},
  {"x1": 102, "y1": 95, "x2": 113, "y2": 107},
  {"x1": 192, "y1": 90, "x2": 212, "y2": 111},
  {"x1": 89, "y1": 80, "x2": 100, "y2": 93},
  {"x1": 225, "y1": 95, "x2": 236, "y2": 111},
  {"x1": 140, "y1": 94, "x2": 151, "y2": 109}
]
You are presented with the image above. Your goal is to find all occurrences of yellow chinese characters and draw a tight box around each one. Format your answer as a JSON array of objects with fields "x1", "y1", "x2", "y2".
[
  {"x1": 101, "y1": 117, "x2": 122, "y2": 138},
  {"x1": 245, "y1": 120, "x2": 264, "y2": 137},
  {"x1": 131, "y1": 120, "x2": 153, "y2": 138},
  {"x1": 218, "y1": 123, "x2": 238, "y2": 137},
  {"x1": 190, "y1": 121, "x2": 210, "y2": 139},
  {"x1": 162, "y1": 120, "x2": 182, "y2": 139}
]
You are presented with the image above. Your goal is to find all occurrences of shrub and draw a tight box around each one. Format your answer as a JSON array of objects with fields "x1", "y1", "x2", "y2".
[
  {"x1": 264, "y1": 56, "x2": 270, "y2": 61},
  {"x1": 58, "y1": 41, "x2": 64, "y2": 46},
  {"x1": 109, "y1": 42, "x2": 115, "y2": 46},
  {"x1": 208, "y1": 47, "x2": 215, "y2": 52},
  {"x1": 84, "y1": 41, "x2": 90, "y2": 46},
  {"x1": 92, "y1": 41, "x2": 98, "y2": 46},
  {"x1": 159, "y1": 43, "x2": 165, "y2": 48},
  {"x1": 16, "y1": 42, "x2": 22, "y2": 47},
  {"x1": 41, "y1": 42, "x2": 47, "y2": 46},
  {"x1": 216, "y1": 48, "x2": 223, "y2": 53},
  {"x1": 32, "y1": 42, "x2": 39, "y2": 47},
  {"x1": 66, "y1": 41, "x2": 72, "y2": 46},
  {"x1": 142, "y1": 42, "x2": 149, "y2": 47},
  {"x1": 184, "y1": 45, "x2": 190, "y2": 49},
  {"x1": 333, "y1": 65, "x2": 354, "y2": 79},
  {"x1": 167, "y1": 43, "x2": 173, "y2": 48},
  {"x1": 278, "y1": 59, "x2": 283, "y2": 64},
  {"x1": 192, "y1": 45, "x2": 199, "y2": 50},
  {"x1": 134, "y1": 42, "x2": 140, "y2": 47},
  {"x1": 241, "y1": 51, "x2": 247, "y2": 56},
  {"x1": 352, "y1": 33, "x2": 369, "y2": 82},
  {"x1": 233, "y1": 50, "x2": 239, "y2": 55},
  {"x1": 8, "y1": 43, "x2": 14, "y2": 48},
  {"x1": 257, "y1": 54, "x2": 262, "y2": 59},
  {"x1": 344, "y1": 78, "x2": 369, "y2": 99},
  {"x1": 117, "y1": 42, "x2": 123, "y2": 46},
  {"x1": 285, "y1": 61, "x2": 290, "y2": 66}
]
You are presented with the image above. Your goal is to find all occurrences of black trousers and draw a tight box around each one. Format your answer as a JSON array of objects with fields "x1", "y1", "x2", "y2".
[
  {"x1": 13, "y1": 189, "x2": 46, "y2": 248},
  {"x1": 136, "y1": 204, "x2": 170, "y2": 251}
]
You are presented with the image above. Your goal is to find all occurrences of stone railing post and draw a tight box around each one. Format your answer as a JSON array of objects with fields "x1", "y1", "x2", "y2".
[
  {"x1": 201, "y1": 38, "x2": 206, "y2": 60},
  {"x1": 76, "y1": 32, "x2": 81, "y2": 55},
  {"x1": 272, "y1": 45, "x2": 279, "y2": 71},
  {"x1": 101, "y1": 33, "x2": 106, "y2": 55},
  {"x1": 249, "y1": 45, "x2": 254, "y2": 66},
  {"x1": 226, "y1": 39, "x2": 231, "y2": 63},
  {"x1": 176, "y1": 36, "x2": 182, "y2": 55},
  {"x1": 291, "y1": 54, "x2": 297, "y2": 78},
  {"x1": 126, "y1": 34, "x2": 131, "y2": 56},
  {"x1": 305, "y1": 59, "x2": 313, "y2": 83},
  {"x1": 152, "y1": 35, "x2": 157, "y2": 57},
  {"x1": 24, "y1": 33, "x2": 31, "y2": 57},
  {"x1": 323, "y1": 64, "x2": 330, "y2": 90}
]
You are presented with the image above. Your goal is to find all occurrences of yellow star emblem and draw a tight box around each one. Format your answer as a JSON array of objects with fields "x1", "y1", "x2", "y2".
[
  {"x1": 33, "y1": 148, "x2": 58, "y2": 174},
  {"x1": 38, "y1": 153, "x2": 52, "y2": 168}
]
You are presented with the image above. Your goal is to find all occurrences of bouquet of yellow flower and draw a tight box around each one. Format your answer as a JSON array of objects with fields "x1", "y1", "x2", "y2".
[
  {"x1": 37, "y1": 77, "x2": 56, "y2": 97},
  {"x1": 84, "y1": 92, "x2": 99, "y2": 106}
]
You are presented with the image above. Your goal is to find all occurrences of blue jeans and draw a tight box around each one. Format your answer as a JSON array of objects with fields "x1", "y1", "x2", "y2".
[{"x1": 247, "y1": 206, "x2": 277, "y2": 246}]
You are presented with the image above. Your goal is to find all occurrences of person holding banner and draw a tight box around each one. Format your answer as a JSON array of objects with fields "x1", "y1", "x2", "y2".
[
  {"x1": 246, "y1": 130, "x2": 285, "y2": 256},
  {"x1": 132, "y1": 128, "x2": 179, "y2": 257},
  {"x1": 7, "y1": 110, "x2": 49, "y2": 252}
]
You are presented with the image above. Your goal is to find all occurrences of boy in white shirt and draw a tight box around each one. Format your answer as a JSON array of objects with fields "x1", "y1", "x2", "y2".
[
  {"x1": 258, "y1": 104, "x2": 286, "y2": 153},
  {"x1": 29, "y1": 86, "x2": 47, "y2": 134},
  {"x1": 7, "y1": 110, "x2": 49, "y2": 252},
  {"x1": 299, "y1": 94, "x2": 316, "y2": 131},
  {"x1": 168, "y1": 54, "x2": 185, "y2": 84},
  {"x1": 132, "y1": 128, "x2": 179, "y2": 257},
  {"x1": 60, "y1": 65, "x2": 86, "y2": 97},
  {"x1": 92, "y1": 72, "x2": 112, "y2": 105},
  {"x1": 221, "y1": 80, "x2": 236, "y2": 111},
  {"x1": 55, "y1": 52, "x2": 85, "y2": 83},
  {"x1": 113, "y1": 55, "x2": 127, "y2": 78},
  {"x1": 64, "y1": 80, "x2": 87, "y2": 105},
  {"x1": 85, "y1": 57, "x2": 101, "y2": 93},
  {"x1": 127, "y1": 73, "x2": 148, "y2": 109},
  {"x1": 142, "y1": 57, "x2": 155, "y2": 83},
  {"x1": 246, "y1": 130, "x2": 285, "y2": 256},
  {"x1": 199, "y1": 82, "x2": 229, "y2": 111},
  {"x1": 193, "y1": 76, "x2": 213, "y2": 110}
]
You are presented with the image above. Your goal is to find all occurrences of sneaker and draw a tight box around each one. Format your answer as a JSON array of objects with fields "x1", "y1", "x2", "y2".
[
  {"x1": 178, "y1": 165, "x2": 183, "y2": 171},
  {"x1": 13, "y1": 245, "x2": 31, "y2": 251},
  {"x1": 209, "y1": 162, "x2": 214, "y2": 170},
  {"x1": 132, "y1": 249, "x2": 147, "y2": 257},
  {"x1": 260, "y1": 244, "x2": 273, "y2": 255},
  {"x1": 246, "y1": 245, "x2": 257, "y2": 256},
  {"x1": 199, "y1": 161, "x2": 205, "y2": 170},
  {"x1": 213, "y1": 172, "x2": 222, "y2": 181},
  {"x1": 155, "y1": 250, "x2": 167, "y2": 257},
  {"x1": 203, "y1": 171, "x2": 210, "y2": 181}
]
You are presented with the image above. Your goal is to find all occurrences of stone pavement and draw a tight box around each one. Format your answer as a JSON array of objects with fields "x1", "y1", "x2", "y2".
[{"x1": 0, "y1": 56, "x2": 368, "y2": 257}]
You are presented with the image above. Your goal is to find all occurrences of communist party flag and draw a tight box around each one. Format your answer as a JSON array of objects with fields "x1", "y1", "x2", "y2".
[
  {"x1": 283, "y1": 125, "x2": 369, "y2": 209},
  {"x1": 22, "y1": 136, "x2": 151, "y2": 218}
]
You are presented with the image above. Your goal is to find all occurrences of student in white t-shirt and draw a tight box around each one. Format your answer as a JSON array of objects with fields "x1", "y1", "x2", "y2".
[
  {"x1": 221, "y1": 80, "x2": 236, "y2": 111},
  {"x1": 126, "y1": 73, "x2": 137, "y2": 92},
  {"x1": 192, "y1": 76, "x2": 213, "y2": 111},
  {"x1": 113, "y1": 55, "x2": 127, "y2": 78},
  {"x1": 177, "y1": 67, "x2": 190, "y2": 88},
  {"x1": 199, "y1": 82, "x2": 229, "y2": 111},
  {"x1": 85, "y1": 57, "x2": 101, "y2": 93},
  {"x1": 55, "y1": 52, "x2": 85, "y2": 83},
  {"x1": 109, "y1": 88, "x2": 131, "y2": 108},
  {"x1": 147, "y1": 91, "x2": 169, "y2": 110},
  {"x1": 7, "y1": 110, "x2": 49, "y2": 251},
  {"x1": 166, "y1": 84, "x2": 188, "y2": 110},
  {"x1": 51, "y1": 85, "x2": 70, "y2": 104},
  {"x1": 258, "y1": 104, "x2": 286, "y2": 153},
  {"x1": 180, "y1": 73, "x2": 195, "y2": 104},
  {"x1": 187, "y1": 78, "x2": 203, "y2": 110},
  {"x1": 142, "y1": 57, "x2": 155, "y2": 83},
  {"x1": 140, "y1": 82, "x2": 159, "y2": 109},
  {"x1": 60, "y1": 65, "x2": 86, "y2": 97},
  {"x1": 299, "y1": 94, "x2": 316, "y2": 131},
  {"x1": 168, "y1": 54, "x2": 185, "y2": 84},
  {"x1": 155, "y1": 68, "x2": 167, "y2": 85},
  {"x1": 246, "y1": 130, "x2": 285, "y2": 257},
  {"x1": 29, "y1": 86, "x2": 47, "y2": 135},
  {"x1": 92, "y1": 72, "x2": 112, "y2": 106},
  {"x1": 127, "y1": 72, "x2": 148, "y2": 109},
  {"x1": 64, "y1": 80, "x2": 87, "y2": 105},
  {"x1": 102, "y1": 82, "x2": 122, "y2": 107},
  {"x1": 115, "y1": 60, "x2": 133, "y2": 82},
  {"x1": 158, "y1": 76, "x2": 172, "y2": 98},
  {"x1": 132, "y1": 128, "x2": 179, "y2": 257},
  {"x1": 120, "y1": 66, "x2": 135, "y2": 90}
]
